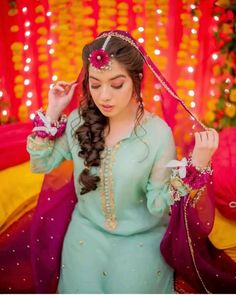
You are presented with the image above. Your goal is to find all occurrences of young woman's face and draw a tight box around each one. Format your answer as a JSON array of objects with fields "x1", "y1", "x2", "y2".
[{"x1": 88, "y1": 59, "x2": 134, "y2": 118}]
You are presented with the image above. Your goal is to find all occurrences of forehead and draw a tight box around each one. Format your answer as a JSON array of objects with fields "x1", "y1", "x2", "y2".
[{"x1": 88, "y1": 59, "x2": 128, "y2": 80}]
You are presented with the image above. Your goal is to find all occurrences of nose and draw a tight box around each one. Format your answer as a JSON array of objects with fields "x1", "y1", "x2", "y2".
[{"x1": 100, "y1": 85, "x2": 111, "y2": 102}]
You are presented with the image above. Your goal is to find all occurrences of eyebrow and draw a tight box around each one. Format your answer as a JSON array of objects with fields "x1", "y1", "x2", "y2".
[{"x1": 89, "y1": 74, "x2": 126, "y2": 81}]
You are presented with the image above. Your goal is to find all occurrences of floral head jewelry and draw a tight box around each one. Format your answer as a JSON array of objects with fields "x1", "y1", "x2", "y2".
[{"x1": 89, "y1": 35, "x2": 113, "y2": 71}]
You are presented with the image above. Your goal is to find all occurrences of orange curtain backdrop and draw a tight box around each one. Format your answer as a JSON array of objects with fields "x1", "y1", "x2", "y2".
[{"x1": 0, "y1": 0, "x2": 216, "y2": 125}]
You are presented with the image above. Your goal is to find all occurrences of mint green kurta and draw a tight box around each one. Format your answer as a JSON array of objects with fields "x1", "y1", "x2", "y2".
[{"x1": 27, "y1": 109, "x2": 185, "y2": 294}]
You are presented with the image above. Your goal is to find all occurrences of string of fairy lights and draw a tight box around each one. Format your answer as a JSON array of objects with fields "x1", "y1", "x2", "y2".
[{"x1": 0, "y1": 0, "x2": 220, "y2": 125}]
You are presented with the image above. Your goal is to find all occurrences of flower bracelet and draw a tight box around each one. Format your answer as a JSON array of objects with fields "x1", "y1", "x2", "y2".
[
  {"x1": 32, "y1": 108, "x2": 67, "y2": 140},
  {"x1": 167, "y1": 156, "x2": 213, "y2": 206}
]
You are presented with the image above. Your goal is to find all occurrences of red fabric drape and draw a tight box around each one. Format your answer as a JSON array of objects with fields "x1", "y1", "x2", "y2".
[{"x1": 0, "y1": 122, "x2": 31, "y2": 170}]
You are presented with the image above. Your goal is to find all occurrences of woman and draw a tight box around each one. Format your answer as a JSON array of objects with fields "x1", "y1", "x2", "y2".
[{"x1": 27, "y1": 30, "x2": 219, "y2": 293}]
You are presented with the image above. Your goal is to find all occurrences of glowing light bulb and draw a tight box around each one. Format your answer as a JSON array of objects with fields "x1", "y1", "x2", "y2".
[
  {"x1": 156, "y1": 9, "x2": 162, "y2": 14},
  {"x1": 24, "y1": 45, "x2": 29, "y2": 50},
  {"x1": 154, "y1": 49, "x2": 161, "y2": 55},
  {"x1": 191, "y1": 29, "x2": 197, "y2": 34},
  {"x1": 155, "y1": 36, "x2": 159, "y2": 41},
  {"x1": 47, "y1": 39, "x2": 53, "y2": 45},
  {"x1": 153, "y1": 95, "x2": 161, "y2": 101},
  {"x1": 212, "y1": 53, "x2": 218, "y2": 60},
  {"x1": 2, "y1": 110, "x2": 8, "y2": 116},
  {"x1": 49, "y1": 48, "x2": 55, "y2": 54},
  {"x1": 138, "y1": 27, "x2": 144, "y2": 32},
  {"x1": 30, "y1": 113, "x2": 35, "y2": 120},
  {"x1": 188, "y1": 90, "x2": 195, "y2": 97},
  {"x1": 46, "y1": 11, "x2": 52, "y2": 17},
  {"x1": 190, "y1": 101, "x2": 196, "y2": 108},
  {"x1": 24, "y1": 65, "x2": 30, "y2": 72},
  {"x1": 52, "y1": 75, "x2": 58, "y2": 81},
  {"x1": 25, "y1": 31, "x2": 31, "y2": 37},
  {"x1": 26, "y1": 100, "x2": 32, "y2": 106},
  {"x1": 49, "y1": 83, "x2": 54, "y2": 89},
  {"x1": 225, "y1": 78, "x2": 231, "y2": 84},
  {"x1": 25, "y1": 21, "x2": 30, "y2": 27},
  {"x1": 24, "y1": 79, "x2": 30, "y2": 86},
  {"x1": 187, "y1": 66, "x2": 194, "y2": 73},
  {"x1": 0, "y1": 91, "x2": 3, "y2": 97},
  {"x1": 190, "y1": 55, "x2": 195, "y2": 59},
  {"x1": 26, "y1": 58, "x2": 31, "y2": 63},
  {"x1": 138, "y1": 38, "x2": 144, "y2": 43},
  {"x1": 214, "y1": 16, "x2": 219, "y2": 21},
  {"x1": 22, "y1": 7, "x2": 27, "y2": 13},
  {"x1": 27, "y1": 92, "x2": 33, "y2": 98},
  {"x1": 193, "y1": 16, "x2": 199, "y2": 22},
  {"x1": 210, "y1": 90, "x2": 215, "y2": 96},
  {"x1": 190, "y1": 4, "x2": 196, "y2": 9}
]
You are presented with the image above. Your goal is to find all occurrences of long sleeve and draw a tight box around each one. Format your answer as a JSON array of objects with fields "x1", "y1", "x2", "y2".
[
  {"x1": 146, "y1": 127, "x2": 187, "y2": 216},
  {"x1": 26, "y1": 116, "x2": 73, "y2": 174}
]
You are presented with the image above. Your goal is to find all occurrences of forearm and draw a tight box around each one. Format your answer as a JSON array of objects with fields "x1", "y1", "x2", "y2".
[{"x1": 27, "y1": 135, "x2": 56, "y2": 173}]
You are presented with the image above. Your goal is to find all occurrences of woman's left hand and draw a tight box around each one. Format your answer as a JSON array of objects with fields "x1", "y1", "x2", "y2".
[{"x1": 191, "y1": 128, "x2": 219, "y2": 168}]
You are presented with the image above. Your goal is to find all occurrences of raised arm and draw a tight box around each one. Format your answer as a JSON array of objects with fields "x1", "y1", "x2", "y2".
[{"x1": 27, "y1": 81, "x2": 78, "y2": 173}]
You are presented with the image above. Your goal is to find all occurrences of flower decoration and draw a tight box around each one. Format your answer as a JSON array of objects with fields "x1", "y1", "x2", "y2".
[
  {"x1": 205, "y1": 2, "x2": 236, "y2": 130},
  {"x1": 89, "y1": 49, "x2": 112, "y2": 71}
]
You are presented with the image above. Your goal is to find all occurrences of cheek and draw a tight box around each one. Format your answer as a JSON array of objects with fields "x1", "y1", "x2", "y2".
[
  {"x1": 89, "y1": 89, "x2": 99, "y2": 103},
  {"x1": 119, "y1": 84, "x2": 133, "y2": 102}
]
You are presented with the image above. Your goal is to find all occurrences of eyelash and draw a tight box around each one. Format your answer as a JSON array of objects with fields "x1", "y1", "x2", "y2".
[{"x1": 91, "y1": 84, "x2": 124, "y2": 90}]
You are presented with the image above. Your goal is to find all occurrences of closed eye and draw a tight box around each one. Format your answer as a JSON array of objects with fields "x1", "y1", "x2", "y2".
[
  {"x1": 112, "y1": 84, "x2": 123, "y2": 89},
  {"x1": 91, "y1": 85, "x2": 100, "y2": 89}
]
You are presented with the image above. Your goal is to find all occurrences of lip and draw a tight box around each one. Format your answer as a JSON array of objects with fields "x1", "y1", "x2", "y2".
[{"x1": 101, "y1": 104, "x2": 114, "y2": 111}]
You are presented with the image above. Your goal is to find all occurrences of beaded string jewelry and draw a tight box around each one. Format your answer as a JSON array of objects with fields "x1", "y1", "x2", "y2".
[{"x1": 88, "y1": 35, "x2": 114, "y2": 71}]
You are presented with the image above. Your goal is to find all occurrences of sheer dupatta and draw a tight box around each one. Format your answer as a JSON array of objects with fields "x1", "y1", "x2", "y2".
[{"x1": 30, "y1": 30, "x2": 236, "y2": 293}]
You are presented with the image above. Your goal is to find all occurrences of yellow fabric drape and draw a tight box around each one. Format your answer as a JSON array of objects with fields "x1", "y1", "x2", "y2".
[
  {"x1": 209, "y1": 208, "x2": 236, "y2": 262},
  {"x1": 0, "y1": 161, "x2": 44, "y2": 233}
]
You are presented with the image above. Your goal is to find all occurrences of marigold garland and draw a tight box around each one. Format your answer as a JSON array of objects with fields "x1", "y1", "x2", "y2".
[{"x1": 205, "y1": 0, "x2": 236, "y2": 129}]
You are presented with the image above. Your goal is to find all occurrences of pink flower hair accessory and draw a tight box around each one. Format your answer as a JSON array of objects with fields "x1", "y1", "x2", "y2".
[{"x1": 89, "y1": 35, "x2": 113, "y2": 71}]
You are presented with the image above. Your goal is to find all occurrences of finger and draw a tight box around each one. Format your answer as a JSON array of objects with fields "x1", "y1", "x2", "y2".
[
  {"x1": 57, "y1": 80, "x2": 76, "y2": 86},
  {"x1": 68, "y1": 80, "x2": 77, "y2": 85},
  {"x1": 212, "y1": 129, "x2": 219, "y2": 149},
  {"x1": 207, "y1": 128, "x2": 219, "y2": 148},
  {"x1": 206, "y1": 130, "x2": 215, "y2": 148},
  {"x1": 68, "y1": 83, "x2": 78, "y2": 96},
  {"x1": 55, "y1": 81, "x2": 74, "y2": 91},
  {"x1": 52, "y1": 85, "x2": 65, "y2": 92},
  {"x1": 56, "y1": 81, "x2": 70, "y2": 86},
  {"x1": 64, "y1": 82, "x2": 78, "y2": 94},
  {"x1": 199, "y1": 131, "x2": 208, "y2": 145},
  {"x1": 194, "y1": 132, "x2": 201, "y2": 146}
]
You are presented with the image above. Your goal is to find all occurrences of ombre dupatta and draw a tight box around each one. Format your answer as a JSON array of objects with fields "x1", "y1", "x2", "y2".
[{"x1": 30, "y1": 30, "x2": 236, "y2": 293}]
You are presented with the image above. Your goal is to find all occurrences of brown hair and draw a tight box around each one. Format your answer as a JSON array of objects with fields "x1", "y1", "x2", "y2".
[{"x1": 75, "y1": 35, "x2": 144, "y2": 195}]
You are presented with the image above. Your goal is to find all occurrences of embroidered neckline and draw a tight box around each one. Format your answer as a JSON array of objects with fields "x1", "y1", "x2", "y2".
[
  {"x1": 99, "y1": 143, "x2": 120, "y2": 231},
  {"x1": 99, "y1": 112, "x2": 156, "y2": 231}
]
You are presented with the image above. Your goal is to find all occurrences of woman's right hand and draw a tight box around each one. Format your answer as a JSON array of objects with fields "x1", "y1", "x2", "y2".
[{"x1": 46, "y1": 81, "x2": 78, "y2": 121}]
